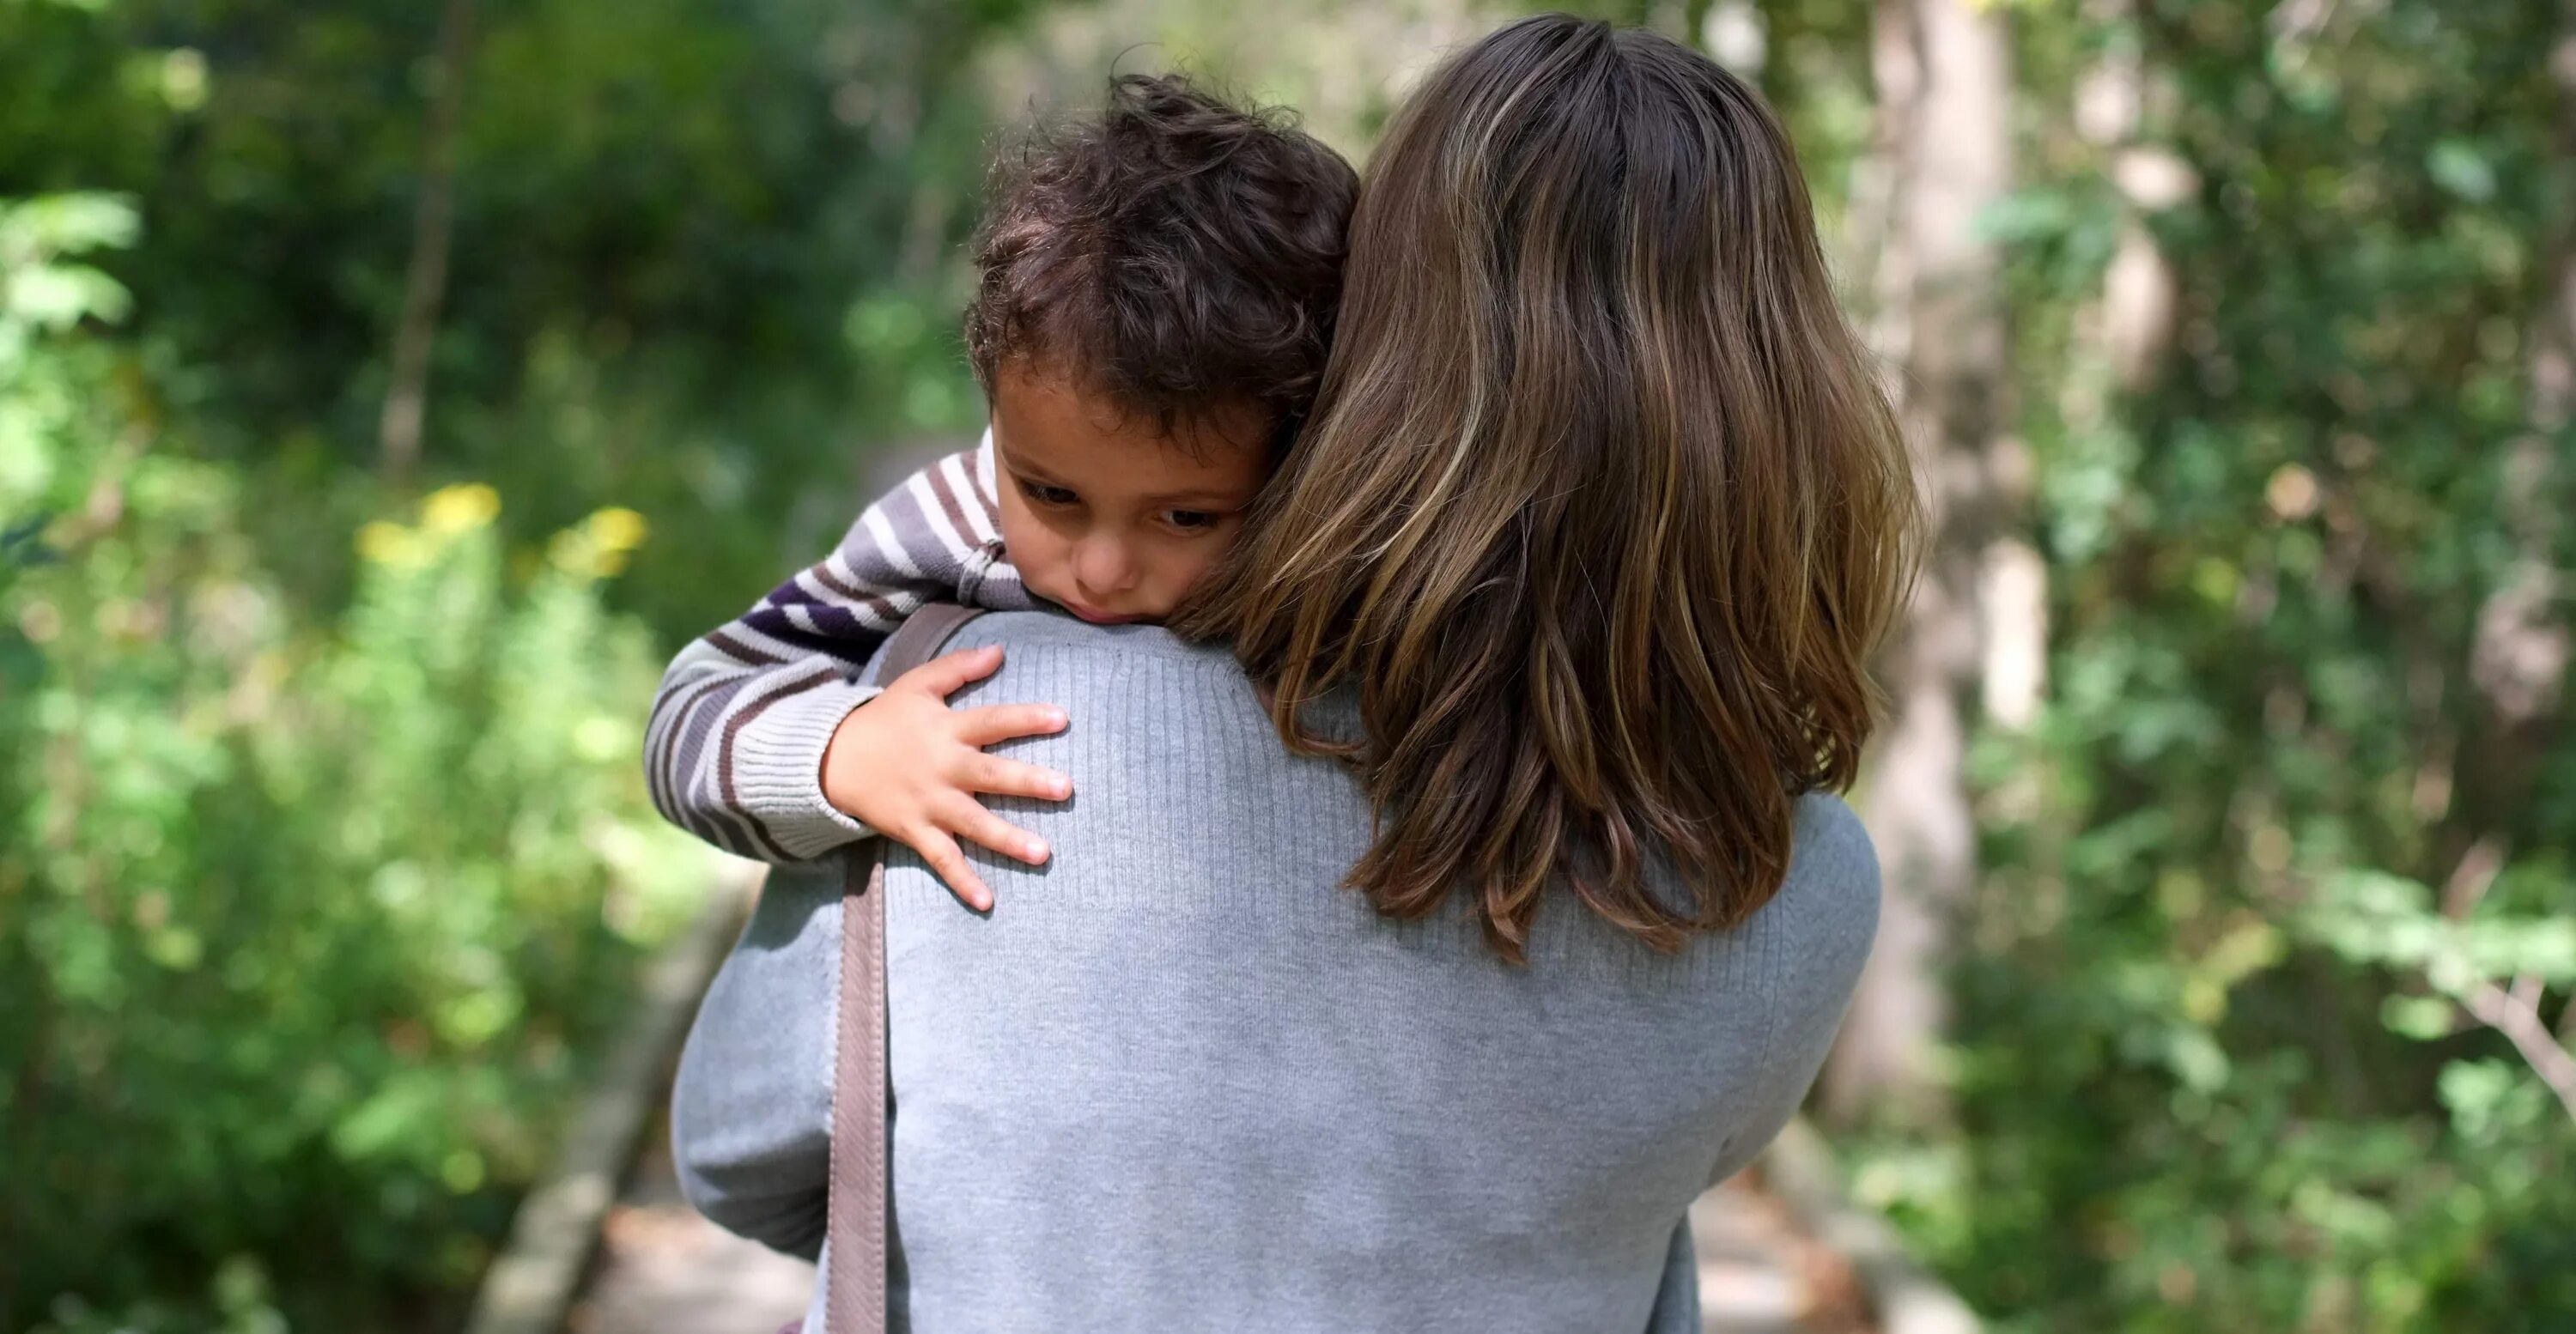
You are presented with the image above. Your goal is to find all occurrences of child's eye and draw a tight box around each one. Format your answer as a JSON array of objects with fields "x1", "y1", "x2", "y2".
[
  {"x1": 1163, "y1": 509, "x2": 1224, "y2": 532},
  {"x1": 1018, "y1": 478, "x2": 1079, "y2": 507}
]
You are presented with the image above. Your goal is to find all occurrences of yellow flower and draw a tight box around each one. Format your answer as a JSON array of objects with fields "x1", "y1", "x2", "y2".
[
  {"x1": 421, "y1": 482, "x2": 501, "y2": 537},
  {"x1": 355, "y1": 519, "x2": 418, "y2": 567},
  {"x1": 586, "y1": 506, "x2": 648, "y2": 555},
  {"x1": 547, "y1": 506, "x2": 648, "y2": 580}
]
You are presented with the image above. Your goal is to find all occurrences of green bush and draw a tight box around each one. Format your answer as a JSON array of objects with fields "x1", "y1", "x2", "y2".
[
  {"x1": 0, "y1": 193, "x2": 714, "y2": 1331},
  {"x1": 1835, "y1": 3, "x2": 2576, "y2": 1329}
]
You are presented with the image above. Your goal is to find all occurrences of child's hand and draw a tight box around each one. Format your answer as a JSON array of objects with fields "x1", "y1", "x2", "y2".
[{"x1": 821, "y1": 645, "x2": 1072, "y2": 911}]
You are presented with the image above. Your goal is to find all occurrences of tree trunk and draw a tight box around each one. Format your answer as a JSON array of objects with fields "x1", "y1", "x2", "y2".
[
  {"x1": 379, "y1": 0, "x2": 477, "y2": 482},
  {"x1": 2451, "y1": 23, "x2": 2576, "y2": 858},
  {"x1": 2535, "y1": 33, "x2": 2576, "y2": 436},
  {"x1": 2080, "y1": 0, "x2": 2187, "y2": 395},
  {"x1": 1844, "y1": 0, "x2": 1920, "y2": 372},
  {"x1": 1820, "y1": 0, "x2": 2014, "y2": 1126}
]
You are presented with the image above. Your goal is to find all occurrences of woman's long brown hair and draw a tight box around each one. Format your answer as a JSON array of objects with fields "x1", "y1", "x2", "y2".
[{"x1": 1176, "y1": 15, "x2": 1921, "y2": 963}]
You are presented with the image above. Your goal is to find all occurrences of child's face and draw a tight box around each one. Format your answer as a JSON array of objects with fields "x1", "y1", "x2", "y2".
[{"x1": 990, "y1": 366, "x2": 1269, "y2": 625}]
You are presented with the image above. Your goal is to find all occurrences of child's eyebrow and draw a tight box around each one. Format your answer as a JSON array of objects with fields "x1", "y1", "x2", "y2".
[{"x1": 998, "y1": 452, "x2": 1069, "y2": 485}]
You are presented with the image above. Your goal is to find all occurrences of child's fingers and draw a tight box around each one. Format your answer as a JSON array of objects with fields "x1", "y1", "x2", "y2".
[
  {"x1": 896, "y1": 645, "x2": 1005, "y2": 700},
  {"x1": 958, "y1": 752, "x2": 1072, "y2": 802},
  {"x1": 910, "y1": 826, "x2": 993, "y2": 913},
  {"x1": 942, "y1": 796, "x2": 1051, "y2": 867},
  {"x1": 953, "y1": 702, "x2": 1070, "y2": 746}
]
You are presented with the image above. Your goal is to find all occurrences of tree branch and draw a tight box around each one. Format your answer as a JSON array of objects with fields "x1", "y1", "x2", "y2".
[
  {"x1": 2458, "y1": 979, "x2": 2576, "y2": 1125},
  {"x1": 379, "y1": 0, "x2": 477, "y2": 481}
]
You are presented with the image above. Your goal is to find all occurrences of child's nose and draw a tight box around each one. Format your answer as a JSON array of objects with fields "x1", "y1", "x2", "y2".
[{"x1": 1072, "y1": 535, "x2": 1139, "y2": 594}]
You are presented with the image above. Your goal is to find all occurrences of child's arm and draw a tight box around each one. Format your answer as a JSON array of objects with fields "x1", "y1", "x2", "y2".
[{"x1": 643, "y1": 437, "x2": 1066, "y2": 904}]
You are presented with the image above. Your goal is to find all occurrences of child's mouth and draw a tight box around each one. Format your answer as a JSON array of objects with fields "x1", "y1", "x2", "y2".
[{"x1": 1061, "y1": 599, "x2": 1145, "y2": 626}]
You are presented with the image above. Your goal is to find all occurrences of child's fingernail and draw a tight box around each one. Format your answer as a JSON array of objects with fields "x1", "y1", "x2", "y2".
[
  {"x1": 1025, "y1": 839, "x2": 1048, "y2": 862},
  {"x1": 1048, "y1": 709, "x2": 1067, "y2": 728},
  {"x1": 1049, "y1": 775, "x2": 1071, "y2": 797}
]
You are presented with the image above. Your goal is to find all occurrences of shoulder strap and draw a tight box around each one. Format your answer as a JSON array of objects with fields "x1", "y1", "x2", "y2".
[
  {"x1": 876, "y1": 602, "x2": 989, "y2": 684},
  {"x1": 826, "y1": 603, "x2": 986, "y2": 1333}
]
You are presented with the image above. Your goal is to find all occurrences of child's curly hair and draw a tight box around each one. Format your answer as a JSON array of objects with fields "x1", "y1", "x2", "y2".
[{"x1": 963, "y1": 74, "x2": 1359, "y2": 446}]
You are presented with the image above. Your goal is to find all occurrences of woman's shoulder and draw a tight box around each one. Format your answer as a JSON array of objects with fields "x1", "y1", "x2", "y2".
[
  {"x1": 1753, "y1": 791, "x2": 1881, "y2": 990},
  {"x1": 1530, "y1": 792, "x2": 1880, "y2": 985},
  {"x1": 931, "y1": 611, "x2": 1270, "y2": 737},
  {"x1": 947, "y1": 609, "x2": 1232, "y2": 670},
  {"x1": 1785, "y1": 791, "x2": 1879, "y2": 903}
]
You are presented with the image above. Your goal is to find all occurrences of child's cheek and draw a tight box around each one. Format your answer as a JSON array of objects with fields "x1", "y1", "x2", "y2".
[
  {"x1": 1166, "y1": 528, "x2": 1244, "y2": 600},
  {"x1": 994, "y1": 498, "x2": 1069, "y2": 598}
]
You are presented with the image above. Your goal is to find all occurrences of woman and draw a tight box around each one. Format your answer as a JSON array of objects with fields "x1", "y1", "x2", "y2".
[{"x1": 672, "y1": 15, "x2": 1917, "y2": 1331}]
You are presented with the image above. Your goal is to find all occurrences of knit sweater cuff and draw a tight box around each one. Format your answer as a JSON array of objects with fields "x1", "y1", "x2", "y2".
[{"x1": 727, "y1": 677, "x2": 881, "y2": 859}]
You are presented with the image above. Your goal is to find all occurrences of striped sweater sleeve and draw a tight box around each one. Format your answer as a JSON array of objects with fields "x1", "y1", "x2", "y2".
[{"x1": 642, "y1": 433, "x2": 1035, "y2": 863}]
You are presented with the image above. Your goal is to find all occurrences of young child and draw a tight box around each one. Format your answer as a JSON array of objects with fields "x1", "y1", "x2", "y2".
[{"x1": 643, "y1": 74, "x2": 1357, "y2": 908}]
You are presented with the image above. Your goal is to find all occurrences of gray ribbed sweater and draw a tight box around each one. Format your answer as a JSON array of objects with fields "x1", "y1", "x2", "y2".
[{"x1": 669, "y1": 611, "x2": 1880, "y2": 1333}]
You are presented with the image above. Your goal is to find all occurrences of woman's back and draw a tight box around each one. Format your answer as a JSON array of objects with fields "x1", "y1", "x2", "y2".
[{"x1": 673, "y1": 613, "x2": 1878, "y2": 1333}]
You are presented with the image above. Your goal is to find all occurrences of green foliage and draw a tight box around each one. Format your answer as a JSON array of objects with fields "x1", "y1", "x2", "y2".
[
  {"x1": 0, "y1": 0, "x2": 1033, "y2": 641},
  {"x1": 1837, "y1": 2, "x2": 2576, "y2": 1331},
  {"x1": 0, "y1": 0, "x2": 1072, "y2": 1320},
  {"x1": 9, "y1": 0, "x2": 2573, "y2": 1328},
  {"x1": 0, "y1": 198, "x2": 712, "y2": 1327}
]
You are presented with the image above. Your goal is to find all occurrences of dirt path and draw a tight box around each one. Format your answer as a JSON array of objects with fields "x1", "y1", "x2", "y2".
[{"x1": 566, "y1": 1130, "x2": 815, "y2": 1334}]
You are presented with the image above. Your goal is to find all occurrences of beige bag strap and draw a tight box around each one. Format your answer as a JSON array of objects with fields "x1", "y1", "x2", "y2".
[{"x1": 826, "y1": 603, "x2": 986, "y2": 1334}]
